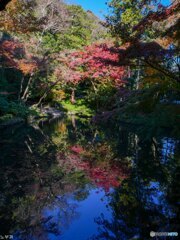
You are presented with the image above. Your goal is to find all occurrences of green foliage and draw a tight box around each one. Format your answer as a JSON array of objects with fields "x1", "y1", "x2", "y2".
[
  {"x1": 0, "y1": 95, "x2": 31, "y2": 122},
  {"x1": 0, "y1": 68, "x2": 22, "y2": 94},
  {"x1": 114, "y1": 95, "x2": 180, "y2": 137},
  {"x1": 106, "y1": 0, "x2": 144, "y2": 42},
  {"x1": 67, "y1": 5, "x2": 108, "y2": 46},
  {"x1": 86, "y1": 83, "x2": 117, "y2": 111},
  {"x1": 0, "y1": 113, "x2": 14, "y2": 122},
  {"x1": 8, "y1": 101, "x2": 29, "y2": 117},
  {"x1": 0, "y1": 96, "x2": 9, "y2": 113},
  {"x1": 41, "y1": 5, "x2": 108, "y2": 53},
  {"x1": 50, "y1": 165, "x2": 64, "y2": 180},
  {"x1": 60, "y1": 99, "x2": 94, "y2": 116}
]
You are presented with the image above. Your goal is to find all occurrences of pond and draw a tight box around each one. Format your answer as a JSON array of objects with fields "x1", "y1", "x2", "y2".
[{"x1": 0, "y1": 116, "x2": 179, "y2": 240}]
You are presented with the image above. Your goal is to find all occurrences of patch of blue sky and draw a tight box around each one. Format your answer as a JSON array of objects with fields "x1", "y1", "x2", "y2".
[{"x1": 69, "y1": 0, "x2": 171, "y2": 19}]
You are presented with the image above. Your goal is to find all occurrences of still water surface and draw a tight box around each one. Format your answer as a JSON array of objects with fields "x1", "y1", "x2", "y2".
[{"x1": 0, "y1": 116, "x2": 179, "y2": 240}]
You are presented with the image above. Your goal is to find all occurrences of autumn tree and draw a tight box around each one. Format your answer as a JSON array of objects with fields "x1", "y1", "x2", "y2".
[
  {"x1": 106, "y1": 0, "x2": 179, "y2": 90},
  {"x1": 55, "y1": 43, "x2": 126, "y2": 104}
]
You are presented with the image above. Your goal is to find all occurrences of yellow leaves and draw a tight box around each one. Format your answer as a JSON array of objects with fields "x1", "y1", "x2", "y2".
[
  {"x1": 52, "y1": 89, "x2": 66, "y2": 101},
  {"x1": 6, "y1": 0, "x2": 18, "y2": 8},
  {"x1": 56, "y1": 122, "x2": 67, "y2": 134}
]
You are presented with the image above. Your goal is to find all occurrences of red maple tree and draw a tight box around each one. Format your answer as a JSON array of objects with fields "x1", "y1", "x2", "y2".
[{"x1": 56, "y1": 43, "x2": 127, "y2": 87}]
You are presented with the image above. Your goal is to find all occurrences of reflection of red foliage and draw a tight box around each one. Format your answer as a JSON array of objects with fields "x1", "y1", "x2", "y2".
[
  {"x1": 57, "y1": 149, "x2": 128, "y2": 192},
  {"x1": 86, "y1": 165, "x2": 126, "y2": 192}
]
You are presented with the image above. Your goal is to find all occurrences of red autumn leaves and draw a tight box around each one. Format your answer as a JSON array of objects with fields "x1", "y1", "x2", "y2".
[{"x1": 57, "y1": 43, "x2": 127, "y2": 87}]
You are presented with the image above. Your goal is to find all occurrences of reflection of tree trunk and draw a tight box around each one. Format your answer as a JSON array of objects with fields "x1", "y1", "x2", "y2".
[
  {"x1": 92, "y1": 130, "x2": 98, "y2": 143},
  {"x1": 152, "y1": 137, "x2": 158, "y2": 159},
  {"x1": 70, "y1": 89, "x2": 76, "y2": 104},
  {"x1": 128, "y1": 66, "x2": 131, "y2": 78},
  {"x1": 25, "y1": 140, "x2": 33, "y2": 154},
  {"x1": 136, "y1": 69, "x2": 140, "y2": 90}
]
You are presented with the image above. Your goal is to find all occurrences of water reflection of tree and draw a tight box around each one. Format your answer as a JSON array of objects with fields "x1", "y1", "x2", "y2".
[
  {"x1": 90, "y1": 126, "x2": 180, "y2": 240},
  {"x1": 0, "y1": 117, "x2": 179, "y2": 239},
  {"x1": 48, "y1": 117, "x2": 180, "y2": 240},
  {"x1": 0, "y1": 123, "x2": 57, "y2": 235},
  {"x1": 0, "y1": 121, "x2": 90, "y2": 239}
]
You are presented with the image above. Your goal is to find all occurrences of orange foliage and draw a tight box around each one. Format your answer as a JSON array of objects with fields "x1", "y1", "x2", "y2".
[
  {"x1": 18, "y1": 60, "x2": 38, "y2": 75},
  {"x1": 156, "y1": 37, "x2": 174, "y2": 48},
  {"x1": 0, "y1": 39, "x2": 38, "y2": 74}
]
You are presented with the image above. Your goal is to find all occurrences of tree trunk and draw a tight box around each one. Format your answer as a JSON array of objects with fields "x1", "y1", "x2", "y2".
[
  {"x1": 21, "y1": 74, "x2": 33, "y2": 102},
  {"x1": 36, "y1": 79, "x2": 61, "y2": 107},
  {"x1": 70, "y1": 89, "x2": 76, "y2": 104},
  {"x1": 91, "y1": 80, "x2": 97, "y2": 92}
]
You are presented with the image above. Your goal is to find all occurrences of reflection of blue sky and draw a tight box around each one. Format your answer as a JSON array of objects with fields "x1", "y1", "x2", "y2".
[
  {"x1": 161, "y1": 138, "x2": 177, "y2": 164},
  {"x1": 42, "y1": 187, "x2": 112, "y2": 240},
  {"x1": 145, "y1": 181, "x2": 175, "y2": 218}
]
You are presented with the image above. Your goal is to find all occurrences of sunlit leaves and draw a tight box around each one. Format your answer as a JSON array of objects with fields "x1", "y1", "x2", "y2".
[{"x1": 57, "y1": 43, "x2": 127, "y2": 87}]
